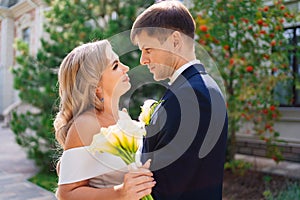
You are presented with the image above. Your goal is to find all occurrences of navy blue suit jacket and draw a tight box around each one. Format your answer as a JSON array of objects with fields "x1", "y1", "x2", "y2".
[{"x1": 142, "y1": 64, "x2": 228, "y2": 200}]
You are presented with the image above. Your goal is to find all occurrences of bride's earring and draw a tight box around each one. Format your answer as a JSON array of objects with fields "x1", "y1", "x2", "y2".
[
  {"x1": 96, "y1": 87, "x2": 102, "y2": 97},
  {"x1": 96, "y1": 86, "x2": 104, "y2": 108}
]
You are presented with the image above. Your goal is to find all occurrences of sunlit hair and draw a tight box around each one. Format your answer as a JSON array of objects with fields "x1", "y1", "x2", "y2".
[
  {"x1": 54, "y1": 40, "x2": 112, "y2": 148},
  {"x1": 130, "y1": 0, "x2": 195, "y2": 44}
]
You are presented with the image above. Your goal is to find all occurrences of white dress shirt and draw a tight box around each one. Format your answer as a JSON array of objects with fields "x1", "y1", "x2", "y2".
[{"x1": 168, "y1": 59, "x2": 202, "y2": 85}]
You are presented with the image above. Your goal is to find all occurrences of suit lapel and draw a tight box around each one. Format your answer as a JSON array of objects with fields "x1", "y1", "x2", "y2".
[
  {"x1": 170, "y1": 63, "x2": 206, "y2": 90},
  {"x1": 149, "y1": 64, "x2": 206, "y2": 123}
]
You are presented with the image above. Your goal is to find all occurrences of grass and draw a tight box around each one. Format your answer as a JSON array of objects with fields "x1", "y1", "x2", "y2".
[
  {"x1": 275, "y1": 183, "x2": 300, "y2": 200},
  {"x1": 28, "y1": 171, "x2": 57, "y2": 193},
  {"x1": 264, "y1": 182, "x2": 300, "y2": 200}
]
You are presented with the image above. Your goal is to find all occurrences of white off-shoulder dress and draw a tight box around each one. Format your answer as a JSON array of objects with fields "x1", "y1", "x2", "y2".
[{"x1": 58, "y1": 146, "x2": 130, "y2": 188}]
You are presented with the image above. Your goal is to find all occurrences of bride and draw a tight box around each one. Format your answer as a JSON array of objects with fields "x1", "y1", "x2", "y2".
[{"x1": 54, "y1": 40, "x2": 155, "y2": 200}]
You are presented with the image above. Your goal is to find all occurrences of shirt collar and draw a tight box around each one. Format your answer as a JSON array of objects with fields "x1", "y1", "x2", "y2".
[{"x1": 168, "y1": 59, "x2": 201, "y2": 85}]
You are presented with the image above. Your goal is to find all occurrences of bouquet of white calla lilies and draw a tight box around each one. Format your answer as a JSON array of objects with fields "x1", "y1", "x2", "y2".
[
  {"x1": 89, "y1": 111, "x2": 145, "y2": 165},
  {"x1": 88, "y1": 111, "x2": 154, "y2": 200}
]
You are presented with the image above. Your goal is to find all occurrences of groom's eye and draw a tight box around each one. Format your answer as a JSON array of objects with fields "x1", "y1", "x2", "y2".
[{"x1": 145, "y1": 48, "x2": 151, "y2": 54}]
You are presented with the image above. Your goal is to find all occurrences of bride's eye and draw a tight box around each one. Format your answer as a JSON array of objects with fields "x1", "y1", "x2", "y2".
[{"x1": 112, "y1": 63, "x2": 119, "y2": 70}]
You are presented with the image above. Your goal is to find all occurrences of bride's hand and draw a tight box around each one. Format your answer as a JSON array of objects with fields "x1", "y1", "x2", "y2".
[
  {"x1": 141, "y1": 159, "x2": 151, "y2": 169},
  {"x1": 116, "y1": 160, "x2": 155, "y2": 200}
]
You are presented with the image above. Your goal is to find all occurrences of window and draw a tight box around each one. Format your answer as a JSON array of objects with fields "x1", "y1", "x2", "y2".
[
  {"x1": 22, "y1": 27, "x2": 30, "y2": 45},
  {"x1": 275, "y1": 26, "x2": 300, "y2": 107}
]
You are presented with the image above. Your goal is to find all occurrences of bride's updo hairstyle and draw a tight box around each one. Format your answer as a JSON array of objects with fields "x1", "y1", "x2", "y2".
[{"x1": 54, "y1": 40, "x2": 112, "y2": 148}]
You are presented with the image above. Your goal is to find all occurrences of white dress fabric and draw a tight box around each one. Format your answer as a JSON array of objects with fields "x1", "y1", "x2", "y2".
[{"x1": 58, "y1": 146, "x2": 128, "y2": 187}]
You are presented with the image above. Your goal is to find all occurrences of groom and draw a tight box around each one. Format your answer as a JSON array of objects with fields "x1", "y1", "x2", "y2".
[{"x1": 131, "y1": 1, "x2": 228, "y2": 200}]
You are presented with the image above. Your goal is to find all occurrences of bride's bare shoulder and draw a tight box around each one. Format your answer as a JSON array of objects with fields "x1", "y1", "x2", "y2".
[{"x1": 64, "y1": 111, "x2": 101, "y2": 150}]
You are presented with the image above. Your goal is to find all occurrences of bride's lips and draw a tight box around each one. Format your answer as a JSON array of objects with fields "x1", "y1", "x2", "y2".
[{"x1": 123, "y1": 75, "x2": 130, "y2": 82}]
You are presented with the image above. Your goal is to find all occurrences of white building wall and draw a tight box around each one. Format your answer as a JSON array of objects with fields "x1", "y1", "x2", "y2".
[
  {"x1": 0, "y1": 15, "x2": 14, "y2": 114},
  {"x1": 0, "y1": 0, "x2": 46, "y2": 115}
]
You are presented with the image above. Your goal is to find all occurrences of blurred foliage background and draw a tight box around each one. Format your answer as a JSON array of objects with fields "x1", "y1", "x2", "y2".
[
  {"x1": 10, "y1": 0, "x2": 298, "y2": 179},
  {"x1": 11, "y1": 0, "x2": 156, "y2": 173}
]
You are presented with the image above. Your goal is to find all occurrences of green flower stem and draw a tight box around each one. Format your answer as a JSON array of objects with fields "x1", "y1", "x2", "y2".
[
  {"x1": 142, "y1": 194, "x2": 154, "y2": 200},
  {"x1": 117, "y1": 148, "x2": 154, "y2": 200},
  {"x1": 118, "y1": 148, "x2": 134, "y2": 165}
]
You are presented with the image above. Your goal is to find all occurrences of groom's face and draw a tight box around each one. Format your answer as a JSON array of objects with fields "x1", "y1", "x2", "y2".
[{"x1": 136, "y1": 31, "x2": 176, "y2": 81}]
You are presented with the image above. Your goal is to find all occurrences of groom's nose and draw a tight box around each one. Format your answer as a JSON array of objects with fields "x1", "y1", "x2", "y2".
[{"x1": 140, "y1": 51, "x2": 149, "y2": 65}]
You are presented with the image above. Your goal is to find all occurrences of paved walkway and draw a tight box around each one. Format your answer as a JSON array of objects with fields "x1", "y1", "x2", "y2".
[
  {"x1": 0, "y1": 121, "x2": 299, "y2": 200},
  {"x1": 0, "y1": 122, "x2": 56, "y2": 200}
]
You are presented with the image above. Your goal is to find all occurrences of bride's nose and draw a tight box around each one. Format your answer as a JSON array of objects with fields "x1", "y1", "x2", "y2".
[{"x1": 121, "y1": 63, "x2": 129, "y2": 73}]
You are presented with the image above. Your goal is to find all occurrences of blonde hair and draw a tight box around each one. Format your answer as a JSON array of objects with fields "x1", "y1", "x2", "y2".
[{"x1": 54, "y1": 40, "x2": 112, "y2": 148}]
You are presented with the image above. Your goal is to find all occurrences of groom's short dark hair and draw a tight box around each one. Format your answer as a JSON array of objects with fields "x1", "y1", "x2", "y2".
[{"x1": 130, "y1": 0, "x2": 195, "y2": 45}]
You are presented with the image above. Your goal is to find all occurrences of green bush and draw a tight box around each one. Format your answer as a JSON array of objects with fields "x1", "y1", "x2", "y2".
[
  {"x1": 192, "y1": 0, "x2": 297, "y2": 162},
  {"x1": 224, "y1": 159, "x2": 252, "y2": 176},
  {"x1": 28, "y1": 171, "x2": 58, "y2": 193}
]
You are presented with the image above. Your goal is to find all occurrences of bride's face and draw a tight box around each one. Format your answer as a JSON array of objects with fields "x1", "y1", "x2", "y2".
[{"x1": 100, "y1": 49, "x2": 131, "y2": 98}]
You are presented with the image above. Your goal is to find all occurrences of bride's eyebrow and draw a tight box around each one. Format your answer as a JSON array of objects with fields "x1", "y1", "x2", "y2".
[{"x1": 111, "y1": 59, "x2": 119, "y2": 67}]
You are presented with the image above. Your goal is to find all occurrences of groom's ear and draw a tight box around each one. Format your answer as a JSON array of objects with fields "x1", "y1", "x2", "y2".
[{"x1": 171, "y1": 31, "x2": 183, "y2": 50}]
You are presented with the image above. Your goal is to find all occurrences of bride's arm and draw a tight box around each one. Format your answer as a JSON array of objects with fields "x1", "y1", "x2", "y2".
[{"x1": 56, "y1": 168, "x2": 155, "y2": 200}]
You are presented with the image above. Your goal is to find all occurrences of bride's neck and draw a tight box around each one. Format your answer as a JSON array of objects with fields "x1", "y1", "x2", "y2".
[{"x1": 102, "y1": 95, "x2": 120, "y2": 121}]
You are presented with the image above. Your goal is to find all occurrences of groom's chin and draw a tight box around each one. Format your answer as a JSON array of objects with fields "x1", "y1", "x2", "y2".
[{"x1": 153, "y1": 75, "x2": 165, "y2": 82}]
